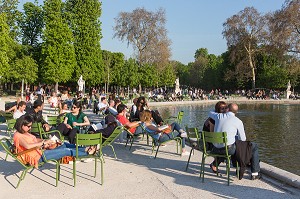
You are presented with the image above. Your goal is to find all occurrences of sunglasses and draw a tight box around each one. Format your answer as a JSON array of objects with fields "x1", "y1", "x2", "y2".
[
  {"x1": 25, "y1": 125, "x2": 32, "y2": 128},
  {"x1": 72, "y1": 106, "x2": 78, "y2": 109}
]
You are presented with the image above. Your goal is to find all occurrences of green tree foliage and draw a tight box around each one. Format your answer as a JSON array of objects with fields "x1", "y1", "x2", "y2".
[
  {"x1": 159, "y1": 63, "x2": 176, "y2": 87},
  {"x1": 0, "y1": 13, "x2": 11, "y2": 78},
  {"x1": 66, "y1": 0, "x2": 103, "y2": 86},
  {"x1": 124, "y1": 58, "x2": 139, "y2": 88},
  {"x1": 19, "y1": 2, "x2": 44, "y2": 47},
  {"x1": 0, "y1": 0, "x2": 21, "y2": 39},
  {"x1": 41, "y1": 0, "x2": 76, "y2": 85},
  {"x1": 11, "y1": 55, "x2": 38, "y2": 84}
]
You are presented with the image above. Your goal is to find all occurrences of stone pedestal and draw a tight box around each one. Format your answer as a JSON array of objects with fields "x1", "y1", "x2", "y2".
[{"x1": 287, "y1": 91, "x2": 291, "y2": 99}]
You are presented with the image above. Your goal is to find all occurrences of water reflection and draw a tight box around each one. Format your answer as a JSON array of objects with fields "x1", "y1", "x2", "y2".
[{"x1": 154, "y1": 103, "x2": 300, "y2": 176}]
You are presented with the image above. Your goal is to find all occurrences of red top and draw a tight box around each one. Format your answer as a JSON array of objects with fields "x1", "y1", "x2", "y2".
[{"x1": 116, "y1": 115, "x2": 135, "y2": 134}]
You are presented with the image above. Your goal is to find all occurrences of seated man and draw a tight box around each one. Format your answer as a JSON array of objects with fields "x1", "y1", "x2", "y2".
[
  {"x1": 13, "y1": 101, "x2": 27, "y2": 119},
  {"x1": 105, "y1": 99, "x2": 118, "y2": 116},
  {"x1": 209, "y1": 102, "x2": 261, "y2": 180},
  {"x1": 96, "y1": 97, "x2": 108, "y2": 115},
  {"x1": 25, "y1": 100, "x2": 51, "y2": 134},
  {"x1": 116, "y1": 104, "x2": 141, "y2": 135}
]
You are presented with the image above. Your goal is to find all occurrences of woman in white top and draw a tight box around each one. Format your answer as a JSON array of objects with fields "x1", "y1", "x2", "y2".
[{"x1": 48, "y1": 91, "x2": 59, "y2": 108}]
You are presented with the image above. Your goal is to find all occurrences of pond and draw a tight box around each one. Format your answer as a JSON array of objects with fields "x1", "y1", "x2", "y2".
[{"x1": 154, "y1": 103, "x2": 300, "y2": 176}]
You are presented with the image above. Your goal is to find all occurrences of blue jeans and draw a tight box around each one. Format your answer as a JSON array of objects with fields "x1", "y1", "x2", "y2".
[
  {"x1": 211, "y1": 144, "x2": 236, "y2": 166},
  {"x1": 39, "y1": 143, "x2": 86, "y2": 162},
  {"x1": 251, "y1": 142, "x2": 260, "y2": 173},
  {"x1": 159, "y1": 131, "x2": 186, "y2": 148}
]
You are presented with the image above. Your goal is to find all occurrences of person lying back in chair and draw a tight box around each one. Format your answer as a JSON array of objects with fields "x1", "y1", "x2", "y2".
[{"x1": 140, "y1": 110, "x2": 190, "y2": 156}]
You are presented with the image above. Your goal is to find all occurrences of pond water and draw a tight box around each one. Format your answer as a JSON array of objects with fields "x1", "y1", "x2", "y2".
[{"x1": 154, "y1": 103, "x2": 300, "y2": 176}]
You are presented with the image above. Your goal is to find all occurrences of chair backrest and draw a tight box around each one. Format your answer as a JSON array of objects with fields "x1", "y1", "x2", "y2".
[
  {"x1": 102, "y1": 126, "x2": 124, "y2": 147},
  {"x1": 0, "y1": 138, "x2": 30, "y2": 168},
  {"x1": 1, "y1": 112, "x2": 13, "y2": 121},
  {"x1": 30, "y1": 122, "x2": 45, "y2": 138},
  {"x1": 7, "y1": 118, "x2": 17, "y2": 130},
  {"x1": 202, "y1": 131, "x2": 228, "y2": 155},
  {"x1": 46, "y1": 115, "x2": 58, "y2": 126},
  {"x1": 177, "y1": 111, "x2": 184, "y2": 124},
  {"x1": 75, "y1": 133, "x2": 102, "y2": 157}
]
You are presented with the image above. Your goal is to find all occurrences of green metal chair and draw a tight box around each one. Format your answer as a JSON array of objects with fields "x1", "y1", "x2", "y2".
[
  {"x1": 30, "y1": 122, "x2": 63, "y2": 140},
  {"x1": 0, "y1": 138, "x2": 60, "y2": 188},
  {"x1": 200, "y1": 131, "x2": 239, "y2": 186},
  {"x1": 73, "y1": 133, "x2": 103, "y2": 187},
  {"x1": 101, "y1": 126, "x2": 124, "y2": 159},
  {"x1": 165, "y1": 111, "x2": 184, "y2": 125},
  {"x1": 125, "y1": 124, "x2": 149, "y2": 150},
  {"x1": 6, "y1": 118, "x2": 17, "y2": 139},
  {"x1": 143, "y1": 125, "x2": 182, "y2": 159},
  {"x1": 45, "y1": 115, "x2": 59, "y2": 127},
  {"x1": 185, "y1": 126, "x2": 201, "y2": 171}
]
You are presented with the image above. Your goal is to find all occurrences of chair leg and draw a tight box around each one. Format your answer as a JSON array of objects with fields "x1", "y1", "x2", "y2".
[
  {"x1": 73, "y1": 158, "x2": 76, "y2": 187},
  {"x1": 227, "y1": 157, "x2": 230, "y2": 186},
  {"x1": 100, "y1": 157, "x2": 104, "y2": 185},
  {"x1": 55, "y1": 162, "x2": 59, "y2": 187},
  {"x1": 185, "y1": 148, "x2": 194, "y2": 171},
  {"x1": 94, "y1": 157, "x2": 97, "y2": 177},
  {"x1": 109, "y1": 145, "x2": 117, "y2": 159},
  {"x1": 129, "y1": 136, "x2": 134, "y2": 150},
  {"x1": 154, "y1": 145, "x2": 160, "y2": 159},
  {"x1": 200, "y1": 155, "x2": 206, "y2": 182}
]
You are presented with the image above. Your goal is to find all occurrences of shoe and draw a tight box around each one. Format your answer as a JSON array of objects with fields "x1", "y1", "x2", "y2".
[
  {"x1": 181, "y1": 151, "x2": 191, "y2": 156},
  {"x1": 251, "y1": 173, "x2": 262, "y2": 180},
  {"x1": 81, "y1": 158, "x2": 94, "y2": 163},
  {"x1": 210, "y1": 163, "x2": 217, "y2": 173},
  {"x1": 180, "y1": 132, "x2": 187, "y2": 138}
]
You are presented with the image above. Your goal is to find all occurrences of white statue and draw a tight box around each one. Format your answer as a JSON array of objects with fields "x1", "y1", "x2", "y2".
[
  {"x1": 286, "y1": 80, "x2": 291, "y2": 99},
  {"x1": 175, "y1": 78, "x2": 181, "y2": 94},
  {"x1": 78, "y1": 75, "x2": 85, "y2": 92}
]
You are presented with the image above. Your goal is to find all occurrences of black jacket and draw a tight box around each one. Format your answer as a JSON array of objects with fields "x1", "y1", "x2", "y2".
[{"x1": 232, "y1": 140, "x2": 252, "y2": 180}]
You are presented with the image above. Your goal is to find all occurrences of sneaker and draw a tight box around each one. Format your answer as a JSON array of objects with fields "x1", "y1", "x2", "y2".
[
  {"x1": 181, "y1": 151, "x2": 191, "y2": 156},
  {"x1": 251, "y1": 173, "x2": 262, "y2": 180},
  {"x1": 81, "y1": 158, "x2": 94, "y2": 163},
  {"x1": 180, "y1": 132, "x2": 187, "y2": 138}
]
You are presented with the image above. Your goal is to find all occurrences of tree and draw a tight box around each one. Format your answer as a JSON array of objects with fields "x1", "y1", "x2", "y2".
[
  {"x1": 223, "y1": 7, "x2": 267, "y2": 89},
  {"x1": 113, "y1": 7, "x2": 171, "y2": 67},
  {"x1": 0, "y1": 0, "x2": 21, "y2": 39},
  {"x1": 19, "y1": 1, "x2": 44, "y2": 47},
  {"x1": 0, "y1": 13, "x2": 12, "y2": 79},
  {"x1": 66, "y1": 0, "x2": 103, "y2": 86},
  {"x1": 42, "y1": 0, "x2": 76, "y2": 89}
]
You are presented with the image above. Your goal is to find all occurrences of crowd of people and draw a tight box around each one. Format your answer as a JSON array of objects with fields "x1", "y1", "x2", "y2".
[{"x1": 2, "y1": 86, "x2": 263, "y2": 182}]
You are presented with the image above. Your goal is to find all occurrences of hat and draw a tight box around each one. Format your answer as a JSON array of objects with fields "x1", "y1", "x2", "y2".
[{"x1": 105, "y1": 115, "x2": 116, "y2": 124}]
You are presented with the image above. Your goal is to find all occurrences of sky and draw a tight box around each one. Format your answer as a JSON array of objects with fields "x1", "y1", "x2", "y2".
[{"x1": 19, "y1": 0, "x2": 285, "y2": 64}]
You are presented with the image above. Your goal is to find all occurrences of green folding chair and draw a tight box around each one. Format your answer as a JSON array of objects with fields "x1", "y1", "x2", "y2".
[
  {"x1": 6, "y1": 118, "x2": 17, "y2": 139},
  {"x1": 200, "y1": 131, "x2": 239, "y2": 185},
  {"x1": 73, "y1": 133, "x2": 103, "y2": 187},
  {"x1": 101, "y1": 126, "x2": 124, "y2": 159},
  {"x1": 185, "y1": 126, "x2": 201, "y2": 171},
  {"x1": 0, "y1": 138, "x2": 60, "y2": 188},
  {"x1": 165, "y1": 111, "x2": 184, "y2": 125}
]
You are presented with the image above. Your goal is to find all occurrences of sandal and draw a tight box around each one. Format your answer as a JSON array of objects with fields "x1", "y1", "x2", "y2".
[
  {"x1": 85, "y1": 146, "x2": 97, "y2": 155},
  {"x1": 210, "y1": 163, "x2": 217, "y2": 173}
]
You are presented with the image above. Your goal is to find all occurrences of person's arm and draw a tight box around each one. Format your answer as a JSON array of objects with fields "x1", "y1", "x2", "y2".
[
  {"x1": 124, "y1": 120, "x2": 140, "y2": 129},
  {"x1": 18, "y1": 135, "x2": 53, "y2": 149},
  {"x1": 145, "y1": 123, "x2": 161, "y2": 133},
  {"x1": 237, "y1": 121, "x2": 246, "y2": 141},
  {"x1": 73, "y1": 115, "x2": 90, "y2": 127},
  {"x1": 209, "y1": 111, "x2": 234, "y2": 120}
]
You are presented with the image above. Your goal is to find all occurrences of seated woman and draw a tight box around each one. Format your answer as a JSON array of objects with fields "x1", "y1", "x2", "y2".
[
  {"x1": 88, "y1": 115, "x2": 118, "y2": 142},
  {"x1": 56, "y1": 101, "x2": 90, "y2": 144},
  {"x1": 139, "y1": 110, "x2": 189, "y2": 155},
  {"x1": 13, "y1": 115, "x2": 95, "y2": 168}
]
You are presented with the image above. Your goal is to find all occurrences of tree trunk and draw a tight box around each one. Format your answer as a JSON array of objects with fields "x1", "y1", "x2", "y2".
[
  {"x1": 249, "y1": 54, "x2": 256, "y2": 89},
  {"x1": 55, "y1": 82, "x2": 58, "y2": 92}
]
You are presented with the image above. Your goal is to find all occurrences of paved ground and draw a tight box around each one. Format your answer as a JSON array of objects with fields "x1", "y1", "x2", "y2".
[{"x1": 0, "y1": 96, "x2": 299, "y2": 198}]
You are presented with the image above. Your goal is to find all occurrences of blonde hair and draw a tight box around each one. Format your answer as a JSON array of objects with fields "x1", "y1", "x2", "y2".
[{"x1": 139, "y1": 110, "x2": 152, "y2": 122}]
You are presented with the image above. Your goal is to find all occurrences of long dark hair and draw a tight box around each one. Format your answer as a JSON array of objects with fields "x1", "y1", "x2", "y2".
[
  {"x1": 73, "y1": 101, "x2": 83, "y2": 119},
  {"x1": 14, "y1": 115, "x2": 33, "y2": 134}
]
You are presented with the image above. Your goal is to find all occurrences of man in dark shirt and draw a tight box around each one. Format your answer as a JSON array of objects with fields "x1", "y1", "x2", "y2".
[{"x1": 25, "y1": 100, "x2": 50, "y2": 132}]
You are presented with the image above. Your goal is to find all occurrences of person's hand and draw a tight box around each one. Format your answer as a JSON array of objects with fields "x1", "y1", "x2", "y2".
[
  {"x1": 72, "y1": 122, "x2": 79, "y2": 127},
  {"x1": 66, "y1": 124, "x2": 72, "y2": 129},
  {"x1": 43, "y1": 124, "x2": 50, "y2": 131}
]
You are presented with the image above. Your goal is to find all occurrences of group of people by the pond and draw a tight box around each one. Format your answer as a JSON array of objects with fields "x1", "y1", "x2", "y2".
[{"x1": 5, "y1": 94, "x2": 261, "y2": 181}]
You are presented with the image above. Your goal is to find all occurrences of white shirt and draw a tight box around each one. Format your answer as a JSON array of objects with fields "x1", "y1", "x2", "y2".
[
  {"x1": 209, "y1": 111, "x2": 246, "y2": 148},
  {"x1": 13, "y1": 110, "x2": 26, "y2": 119}
]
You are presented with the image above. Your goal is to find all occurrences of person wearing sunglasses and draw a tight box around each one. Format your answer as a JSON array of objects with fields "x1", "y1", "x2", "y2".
[
  {"x1": 13, "y1": 115, "x2": 94, "y2": 168},
  {"x1": 56, "y1": 101, "x2": 90, "y2": 144}
]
